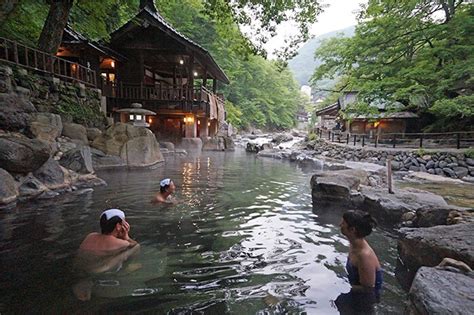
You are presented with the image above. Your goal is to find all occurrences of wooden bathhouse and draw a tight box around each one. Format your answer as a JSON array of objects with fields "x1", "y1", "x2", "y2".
[
  {"x1": 57, "y1": 0, "x2": 229, "y2": 141},
  {"x1": 315, "y1": 91, "x2": 418, "y2": 137}
]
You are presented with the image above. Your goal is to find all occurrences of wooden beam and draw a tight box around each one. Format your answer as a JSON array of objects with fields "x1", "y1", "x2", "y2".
[{"x1": 203, "y1": 70, "x2": 207, "y2": 87}]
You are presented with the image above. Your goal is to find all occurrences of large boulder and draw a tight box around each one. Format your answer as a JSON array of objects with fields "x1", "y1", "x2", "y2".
[
  {"x1": 30, "y1": 113, "x2": 63, "y2": 142},
  {"x1": 223, "y1": 136, "x2": 235, "y2": 151},
  {"x1": 0, "y1": 134, "x2": 51, "y2": 173},
  {"x1": 91, "y1": 123, "x2": 163, "y2": 167},
  {"x1": 407, "y1": 267, "x2": 474, "y2": 315},
  {"x1": 62, "y1": 123, "x2": 88, "y2": 145},
  {"x1": 0, "y1": 92, "x2": 37, "y2": 132},
  {"x1": 91, "y1": 148, "x2": 126, "y2": 170},
  {"x1": 398, "y1": 223, "x2": 474, "y2": 280},
  {"x1": 59, "y1": 146, "x2": 94, "y2": 174},
  {"x1": 179, "y1": 137, "x2": 203, "y2": 151},
  {"x1": 202, "y1": 136, "x2": 234, "y2": 151},
  {"x1": 413, "y1": 207, "x2": 474, "y2": 227},
  {"x1": 361, "y1": 187, "x2": 448, "y2": 225},
  {"x1": 120, "y1": 136, "x2": 163, "y2": 167},
  {"x1": 0, "y1": 168, "x2": 18, "y2": 205},
  {"x1": 202, "y1": 136, "x2": 226, "y2": 151},
  {"x1": 272, "y1": 133, "x2": 293, "y2": 145},
  {"x1": 33, "y1": 158, "x2": 66, "y2": 189},
  {"x1": 86, "y1": 127, "x2": 102, "y2": 142},
  {"x1": 160, "y1": 142, "x2": 175, "y2": 151},
  {"x1": 311, "y1": 169, "x2": 368, "y2": 208},
  {"x1": 18, "y1": 174, "x2": 48, "y2": 198}
]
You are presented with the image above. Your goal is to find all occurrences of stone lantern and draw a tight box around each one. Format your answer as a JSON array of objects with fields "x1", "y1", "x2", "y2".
[{"x1": 116, "y1": 103, "x2": 156, "y2": 127}]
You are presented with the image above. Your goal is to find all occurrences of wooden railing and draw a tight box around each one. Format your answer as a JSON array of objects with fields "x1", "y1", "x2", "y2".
[
  {"x1": 0, "y1": 36, "x2": 96, "y2": 87},
  {"x1": 316, "y1": 128, "x2": 474, "y2": 149},
  {"x1": 104, "y1": 82, "x2": 223, "y2": 104}
]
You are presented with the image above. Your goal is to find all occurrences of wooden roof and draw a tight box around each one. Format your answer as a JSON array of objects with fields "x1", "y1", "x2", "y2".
[
  {"x1": 61, "y1": 25, "x2": 128, "y2": 62},
  {"x1": 315, "y1": 103, "x2": 340, "y2": 116},
  {"x1": 108, "y1": 3, "x2": 229, "y2": 84}
]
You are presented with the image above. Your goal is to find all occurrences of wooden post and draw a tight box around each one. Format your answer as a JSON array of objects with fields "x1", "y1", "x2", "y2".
[
  {"x1": 346, "y1": 134, "x2": 350, "y2": 144},
  {"x1": 13, "y1": 41, "x2": 19, "y2": 63},
  {"x1": 353, "y1": 135, "x2": 356, "y2": 146},
  {"x1": 328, "y1": 130, "x2": 331, "y2": 140},
  {"x1": 203, "y1": 70, "x2": 207, "y2": 88},
  {"x1": 212, "y1": 78, "x2": 217, "y2": 93},
  {"x1": 387, "y1": 158, "x2": 394, "y2": 194},
  {"x1": 419, "y1": 134, "x2": 423, "y2": 148},
  {"x1": 375, "y1": 135, "x2": 379, "y2": 148},
  {"x1": 3, "y1": 38, "x2": 8, "y2": 61},
  {"x1": 25, "y1": 46, "x2": 29, "y2": 66},
  {"x1": 392, "y1": 134, "x2": 396, "y2": 148},
  {"x1": 457, "y1": 133, "x2": 461, "y2": 149},
  {"x1": 362, "y1": 135, "x2": 365, "y2": 147},
  {"x1": 34, "y1": 50, "x2": 38, "y2": 69}
]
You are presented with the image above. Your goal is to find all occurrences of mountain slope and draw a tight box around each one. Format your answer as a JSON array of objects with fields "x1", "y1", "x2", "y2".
[{"x1": 288, "y1": 26, "x2": 355, "y2": 87}]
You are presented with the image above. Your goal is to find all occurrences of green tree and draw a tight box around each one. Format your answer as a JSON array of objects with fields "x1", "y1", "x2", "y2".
[{"x1": 312, "y1": 0, "x2": 474, "y2": 131}]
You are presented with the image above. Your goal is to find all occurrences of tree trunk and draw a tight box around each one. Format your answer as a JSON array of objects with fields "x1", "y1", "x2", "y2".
[
  {"x1": 0, "y1": 0, "x2": 19, "y2": 26},
  {"x1": 37, "y1": 0, "x2": 74, "y2": 54}
]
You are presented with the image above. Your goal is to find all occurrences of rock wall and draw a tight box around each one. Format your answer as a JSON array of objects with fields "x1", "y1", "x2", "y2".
[
  {"x1": 0, "y1": 64, "x2": 106, "y2": 131},
  {"x1": 0, "y1": 64, "x2": 108, "y2": 207},
  {"x1": 304, "y1": 139, "x2": 474, "y2": 180}
]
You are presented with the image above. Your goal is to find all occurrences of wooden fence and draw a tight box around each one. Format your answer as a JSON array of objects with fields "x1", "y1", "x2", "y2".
[
  {"x1": 316, "y1": 128, "x2": 474, "y2": 149},
  {"x1": 0, "y1": 36, "x2": 96, "y2": 87},
  {"x1": 103, "y1": 82, "x2": 224, "y2": 105}
]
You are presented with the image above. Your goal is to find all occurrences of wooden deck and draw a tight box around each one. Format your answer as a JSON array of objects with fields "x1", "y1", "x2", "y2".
[
  {"x1": 104, "y1": 82, "x2": 225, "y2": 115},
  {"x1": 0, "y1": 36, "x2": 96, "y2": 87}
]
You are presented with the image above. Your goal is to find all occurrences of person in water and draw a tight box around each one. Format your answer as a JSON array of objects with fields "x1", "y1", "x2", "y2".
[
  {"x1": 152, "y1": 178, "x2": 177, "y2": 204},
  {"x1": 335, "y1": 210, "x2": 383, "y2": 314},
  {"x1": 74, "y1": 209, "x2": 140, "y2": 301},
  {"x1": 79, "y1": 208, "x2": 138, "y2": 255}
]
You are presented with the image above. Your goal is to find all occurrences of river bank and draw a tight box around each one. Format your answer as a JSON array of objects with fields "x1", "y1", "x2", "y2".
[{"x1": 241, "y1": 131, "x2": 474, "y2": 314}]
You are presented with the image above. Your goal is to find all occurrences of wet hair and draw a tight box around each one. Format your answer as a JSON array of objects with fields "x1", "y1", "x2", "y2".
[
  {"x1": 160, "y1": 181, "x2": 172, "y2": 193},
  {"x1": 100, "y1": 214, "x2": 123, "y2": 234},
  {"x1": 343, "y1": 210, "x2": 377, "y2": 238}
]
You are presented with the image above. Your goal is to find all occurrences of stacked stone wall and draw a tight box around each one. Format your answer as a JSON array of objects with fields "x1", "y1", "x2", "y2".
[{"x1": 305, "y1": 139, "x2": 474, "y2": 180}]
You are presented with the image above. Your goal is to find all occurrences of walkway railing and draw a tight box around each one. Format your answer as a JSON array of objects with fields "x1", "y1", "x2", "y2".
[
  {"x1": 104, "y1": 82, "x2": 224, "y2": 104},
  {"x1": 0, "y1": 36, "x2": 96, "y2": 87},
  {"x1": 316, "y1": 128, "x2": 474, "y2": 149}
]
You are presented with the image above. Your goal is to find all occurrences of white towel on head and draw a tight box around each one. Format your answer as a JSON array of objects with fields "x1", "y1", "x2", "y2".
[
  {"x1": 101, "y1": 209, "x2": 125, "y2": 220},
  {"x1": 160, "y1": 178, "x2": 171, "y2": 187}
]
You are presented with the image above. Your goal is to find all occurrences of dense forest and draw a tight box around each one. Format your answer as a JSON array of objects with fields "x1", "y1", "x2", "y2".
[
  {"x1": 312, "y1": 0, "x2": 474, "y2": 131},
  {"x1": 0, "y1": 0, "x2": 319, "y2": 130}
]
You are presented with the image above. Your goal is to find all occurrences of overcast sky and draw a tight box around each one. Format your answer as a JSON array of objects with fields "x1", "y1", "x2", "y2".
[{"x1": 263, "y1": 0, "x2": 367, "y2": 58}]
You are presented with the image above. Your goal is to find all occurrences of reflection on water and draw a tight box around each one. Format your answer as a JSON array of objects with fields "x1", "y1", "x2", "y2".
[{"x1": 0, "y1": 150, "x2": 406, "y2": 314}]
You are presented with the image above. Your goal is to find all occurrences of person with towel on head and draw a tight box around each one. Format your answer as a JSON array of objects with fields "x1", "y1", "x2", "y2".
[
  {"x1": 152, "y1": 178, "x2": 177, "y2": 204},
  {"x1": 79, "y1": 209, "x2": 138, "y2": 255},
  {"x1": 74, "y1": 209, "x2": 140, "y2": 301}
]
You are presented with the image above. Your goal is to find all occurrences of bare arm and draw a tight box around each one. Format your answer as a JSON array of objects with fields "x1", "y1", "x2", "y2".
[
  {"x1": 351, "y1": 253, "x2": 377, "y2": 292},
  {"x1": 118, "y1": 221, "x2": 138, "y2": 246}
]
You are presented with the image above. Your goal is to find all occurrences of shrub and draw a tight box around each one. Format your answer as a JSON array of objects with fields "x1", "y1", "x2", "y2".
[{"x1": 465, "y1": 148, "x2": 474, "y2": 159}]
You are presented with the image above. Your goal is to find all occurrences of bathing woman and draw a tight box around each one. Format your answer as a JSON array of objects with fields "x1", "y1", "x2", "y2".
[{"x1": 335, "y1": 210, "x2": 383, "y2": 314}]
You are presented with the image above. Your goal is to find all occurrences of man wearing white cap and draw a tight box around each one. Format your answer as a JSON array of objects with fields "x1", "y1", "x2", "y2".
[
  {"x1": 79, "y1": 209, "x2": 138, "y2": 254},
  {"x1": 152, "y1": 178, "x2": 176, "y2": 204}
]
